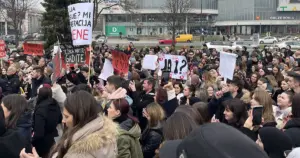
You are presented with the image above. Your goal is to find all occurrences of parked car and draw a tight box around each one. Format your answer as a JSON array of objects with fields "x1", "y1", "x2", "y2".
[
  {"x1": 176, "y1": 34, "x2": 193, "y2": 43},
  {"x1": 232, "y1": 39, "x2": 253, "y2": 48},
  {"x1": 4, "y1": 35, "x2": 16, "y2": 45},
  {"x1": 94, "y1": 35, "x2": 107, "y2": 43},
  {"x1": 158, "y1": 39, "x2": 176, "y2": 44},
  {"x1": 259, "y1": 36, "x2": 278, "y2": 44},
  {"x1": 275, "y1": 41, "x2": 300, "y2": 51},
  {"x1": 206, "y1": 41, "x2": 235, "y2": 52},
  {"x1": 126, "y1": 35, "x2": 140, "y2": 41},
  {"x1": 278, "y1": 35, "x2": 299, "y2": 42}
]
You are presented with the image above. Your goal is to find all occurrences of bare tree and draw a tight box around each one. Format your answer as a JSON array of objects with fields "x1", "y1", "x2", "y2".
[
  {"x1": 92, "y1": 0, "x2": 136, "y2": 31},
  {"x1": 162, "y1": 0, "x2": 191, "y2": 45},
  {"x1": 0, "y1": 0, "x2": 38, "y2": 47}
]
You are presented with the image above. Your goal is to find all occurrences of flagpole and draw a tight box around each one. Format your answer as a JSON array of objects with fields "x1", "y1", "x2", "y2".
[{"x1": 88, "y1": 44, "x2": 92, "y2": 85}]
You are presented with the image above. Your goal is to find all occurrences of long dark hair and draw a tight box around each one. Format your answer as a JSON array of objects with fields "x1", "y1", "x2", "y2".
[
  {"x1": 223, "y1": 98, "x2": 248, "y2": 128},
  {"x1": 2, "y1": 94, "x2": 28, "y2": 129},
  {"x1": 50, "y1": 91, "x2": 100, "y2": 158}
]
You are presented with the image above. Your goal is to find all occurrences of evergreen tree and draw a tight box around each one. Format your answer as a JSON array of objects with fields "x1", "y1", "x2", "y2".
[{"x1": 41, "y1": 0, "x2": 81, "y2": 50}]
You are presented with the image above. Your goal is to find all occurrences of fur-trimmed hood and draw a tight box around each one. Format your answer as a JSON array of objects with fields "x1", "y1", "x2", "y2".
[{"x1": 53, "y1": 115, "x2": 118, "y2": 158}]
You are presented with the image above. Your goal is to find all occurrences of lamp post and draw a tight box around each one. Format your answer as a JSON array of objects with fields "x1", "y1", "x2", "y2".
[{"x1": 200, "y1": 0, "x2": 203, "y2": 41}]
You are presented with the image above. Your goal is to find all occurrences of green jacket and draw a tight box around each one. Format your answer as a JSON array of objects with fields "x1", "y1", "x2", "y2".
[{"x1": 117, "y1": 123, "x2": 143, "y2": 158}]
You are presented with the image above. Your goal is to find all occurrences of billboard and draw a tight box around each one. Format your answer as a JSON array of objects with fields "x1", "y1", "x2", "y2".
[{"x1": 278, "y1": 0, "x2": 300, "y2": 11}]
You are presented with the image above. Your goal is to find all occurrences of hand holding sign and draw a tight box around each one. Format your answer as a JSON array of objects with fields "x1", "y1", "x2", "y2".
[{"x1": 111, "y1": 50, "x2": 129, "y2": 74}]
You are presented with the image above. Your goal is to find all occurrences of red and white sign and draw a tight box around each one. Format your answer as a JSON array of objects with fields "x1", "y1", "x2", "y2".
[
  {"x1": 0, "y1": 40, "x2": 6, "y2": 58},
  {"x1": 68, "y1": 3, "x2": 94, "y2": 46}
]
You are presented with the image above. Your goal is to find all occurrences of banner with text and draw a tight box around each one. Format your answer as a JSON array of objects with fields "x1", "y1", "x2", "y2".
[
  {"x1": 159, "y1": 54, "x2": 188, "y2": 80},
  {"x1": 0, "y1": 40, "x2": 6, "y2": 58},
  {"x1": 68, "y1": 3, "x2": 94, "y2": 46},
  {"x1": 23, "y1": 43, "x2": 44, "y2": 56},
  {"x1": 60, "y1": 43, "x2": 90, "y2": 66},
  {"x1": 112, "y1": 50, "x2": 129, "y2": 74}
]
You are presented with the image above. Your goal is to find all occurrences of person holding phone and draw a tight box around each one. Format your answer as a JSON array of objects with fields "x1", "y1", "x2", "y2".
[{"x1": 223, "y1": 98, "x2": 257, "y2": 141}]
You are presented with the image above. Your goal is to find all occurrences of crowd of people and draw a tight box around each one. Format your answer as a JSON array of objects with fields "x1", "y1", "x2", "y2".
[{"x1": 0, "y1": 42, "x2": 300, "y2": 158}]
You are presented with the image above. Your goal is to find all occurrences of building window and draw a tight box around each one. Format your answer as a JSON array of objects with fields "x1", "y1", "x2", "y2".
[{"x1": 160, "y1": 28, "x2": 163, "y2": 34}]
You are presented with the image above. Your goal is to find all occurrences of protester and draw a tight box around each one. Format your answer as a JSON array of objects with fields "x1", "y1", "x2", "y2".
[
  {"x1": 257, "y1": 127, "x2": 293, "y2": 158},
  {"x1": 140, "y1": 102, "x2": 165, "y2": 158},
  {"x1": 283, "y1": 93, "x2": 300, "y2": 147},
  {"x1": 107, "y1": 98, "x2": 143, "y2": 158},
  {"x1": 31, "y1": 84, "x2": 62, "y2": 157},
  {"x1": 1, "y1": 94, "x2": 32, "y2": 152},
  {"x1": 30, "y1": 66, "x2": 51, "y2": 98},
  {"x1": 0, "y1": 106, "x2": 25, "y2": 158}
]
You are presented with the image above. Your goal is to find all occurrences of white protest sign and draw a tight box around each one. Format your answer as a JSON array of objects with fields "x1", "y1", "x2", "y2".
[
  {"x1": 99, "y1": 59, "x2": 114, "y2": 80},
  {"x1": 159, "y1": 54, "x2": 188, "y2": 80},
  {"x1": 219, "y1": 52, "x2": 237, "y2": 80},
  {"x1": 142, "y1": 55, "x2": 158, "y2": 70},
  {"x1": 68, "y1": 3, "x2": 94, "y2": 46}
]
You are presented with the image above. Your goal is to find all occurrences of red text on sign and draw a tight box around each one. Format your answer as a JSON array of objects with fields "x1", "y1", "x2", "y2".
[{"x1": 72, "y1": 29, "x2": 88, "y2": 40}]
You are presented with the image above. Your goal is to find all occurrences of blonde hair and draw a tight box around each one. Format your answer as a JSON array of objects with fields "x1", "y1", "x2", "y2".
[
  {"x1": 253, "y1": 89, "x2": 275, "y2": 122},
  {"x1": 146, "y1": 103, "x2": 165, "y2": 127}
]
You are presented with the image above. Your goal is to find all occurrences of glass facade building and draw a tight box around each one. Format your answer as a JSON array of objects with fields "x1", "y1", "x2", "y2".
[
  {"x1": 103, "y1": 0, "x2": 218, "y2": 36},
  {"x1": 216, "y1": 0, "x2": 300, "y2": 35}
]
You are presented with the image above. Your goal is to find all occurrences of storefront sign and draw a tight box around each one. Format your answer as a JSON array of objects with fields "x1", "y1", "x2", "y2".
[
  {"x1": 270, "y1": 16, "x2": 295, "y2": 20},
  {"x1": 105, "y1": 26, "x2": 126, "y2": 36},
  {"x1": 278, "y1": 0, "x2": 300, "y2": 11}
]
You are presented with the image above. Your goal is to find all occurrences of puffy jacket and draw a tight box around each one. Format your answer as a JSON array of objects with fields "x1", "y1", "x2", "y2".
[
  {"x1": 140, "y1": 123, "x2": 163, "y2": 158},
  {"x1": 16, "y1": 110, "x2": 33, "y2": 152},
  {"x1": 117, "y1": 118, "x2": 143, "y2": 158}
]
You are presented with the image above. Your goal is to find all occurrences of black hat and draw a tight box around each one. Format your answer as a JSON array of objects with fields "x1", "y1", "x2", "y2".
[{"x1": 176, "y1": 123, "x2": 268, "y2": 158}]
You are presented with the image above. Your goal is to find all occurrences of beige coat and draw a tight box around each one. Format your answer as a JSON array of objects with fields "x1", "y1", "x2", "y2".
[{"x1": 52, "y1": 116, "x2": 118, "y2": 158}]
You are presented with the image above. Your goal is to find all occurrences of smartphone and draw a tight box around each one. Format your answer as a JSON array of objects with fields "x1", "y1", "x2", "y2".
[{"x1": 252, "y1": 106, "x2": 264, "y2": 126}]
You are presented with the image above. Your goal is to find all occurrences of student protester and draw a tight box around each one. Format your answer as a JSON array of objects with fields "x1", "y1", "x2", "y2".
[{"x1": 21, "y1": 91, "x2": 117, "y2": 158}]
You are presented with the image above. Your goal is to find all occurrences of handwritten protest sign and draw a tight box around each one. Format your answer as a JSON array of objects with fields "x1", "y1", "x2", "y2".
[
  {"x1": 68, "y1": 3, "x2": 94, "y2": 46},
  {"x1": 0, "y1": 40, "x2": 6, "y2": 58},
  {"x1": 159, "y1": 54, "x2": 188, "y2": 80},
  {"x1": 219, "y1": 52, "x2": 237, "y2": 80},
  {"x1": 60, "y1": 43, "x2": 89, "y2": 66},
  {"x1": 112, "y1": 50, "x2": 129, "y2": 74},
  {"x1": 142, "y1": 55, "x2": 158, "y2": 70},
  {"x1": 23, "y1": 43, "x2": 44, "y2": 56},
  {"x1": 99, "y1": 59, "x2": 114, "y2": 80}
]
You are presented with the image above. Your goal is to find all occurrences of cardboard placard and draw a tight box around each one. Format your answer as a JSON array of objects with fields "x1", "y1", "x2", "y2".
[
  {"x1": 0, "y1": 40, "x2": 6, "y2": 58},
  {"x1": 219, "y1": 52, "x2": 237, "y2": 80},
  {"x1": 60, "y1": 44, "x2": 87, "y2": 65},
  {"x1": 159, "y1": 54, "x2": 188, "y2": 80},
  {"x1": 23, "y1": 43, "x2": 44, "y2": 56},
  {"x1": 112, "y1": 50, "x2": 129, "y2": 74},
  {"x1": 68, "y1": 3, "x2": 94, "y2": 46}
]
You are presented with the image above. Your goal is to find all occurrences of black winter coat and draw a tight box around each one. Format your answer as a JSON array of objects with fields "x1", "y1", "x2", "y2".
[
  {"x1": 16, "y1": 110, "x2": 33, "y2": 152},
  {"x1": 140, "y1": 124, "x2": 163, "y2": 158},
  {"x1": 131, "y1": 90, "x2": 155, "y2": 131},
  {"x1": 32, "y1": 98, "x2": 62, "y2": 157},
  {"x1": 208, "y1": 92, "x2": 233, "y2": 121},
  {"x1": 31, "y1": 75, "x2": 51, "y2": 98},
  {"x1": 284, "y1": 118, "x2": 300, "y2": 147},
  {"x1": 0, "y1": 129, "x2": 25, "y2": 158}
]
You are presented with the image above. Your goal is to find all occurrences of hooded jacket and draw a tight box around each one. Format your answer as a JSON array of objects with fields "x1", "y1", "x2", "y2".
[
  {"x1": 52, "y1": 116, "x2": 118, "y2": 158},
  {"x1": 284, "y1": 118, "x2": 300, "y2": 147},
  {"x1": 117, "y1": 117, "x2": 143, "y2": 158}
]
